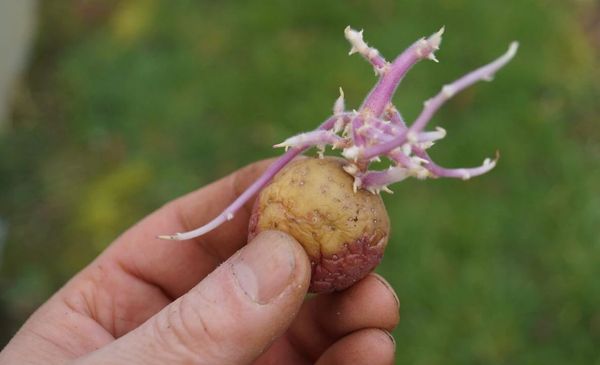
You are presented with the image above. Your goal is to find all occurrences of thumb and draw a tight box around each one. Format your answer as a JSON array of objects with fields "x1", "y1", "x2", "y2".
[{"x1": 76, "y1": 230, "x2": 311, "y2": 365}]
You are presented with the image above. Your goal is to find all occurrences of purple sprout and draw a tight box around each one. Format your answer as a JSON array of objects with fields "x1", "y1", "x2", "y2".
[{"x1": 159, "y1": 26, "x2": 518, "y2": 241}]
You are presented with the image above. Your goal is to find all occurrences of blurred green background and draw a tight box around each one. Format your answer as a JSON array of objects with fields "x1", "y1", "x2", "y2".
[{"x1": 1, "y1": 0, "x2": 599, "y2": 363}]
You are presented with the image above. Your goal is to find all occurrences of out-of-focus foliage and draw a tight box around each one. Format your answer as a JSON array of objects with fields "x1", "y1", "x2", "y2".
[{"x1": 1, "y1": 1, "x2": 599, "y2": 363}]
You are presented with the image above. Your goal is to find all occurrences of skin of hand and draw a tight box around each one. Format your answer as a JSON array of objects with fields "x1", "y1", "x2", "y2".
[{"x1": 0, "y1": 160, "x2": 400, "y2": 365}]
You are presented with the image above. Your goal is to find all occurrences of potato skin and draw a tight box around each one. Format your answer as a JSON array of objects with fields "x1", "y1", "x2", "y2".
[{"x1": 248, "y1": 157, "x2": 390, "y2": 293}]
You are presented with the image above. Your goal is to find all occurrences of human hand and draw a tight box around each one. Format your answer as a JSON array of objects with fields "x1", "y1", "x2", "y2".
[{"x1": 0, "y1": 160, "x2": 399, "y2": 365}]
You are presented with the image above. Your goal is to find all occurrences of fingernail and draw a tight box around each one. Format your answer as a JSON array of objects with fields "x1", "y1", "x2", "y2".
[
  {"x1": 382, "y1": 329, "x2": 396, "y2": 348},
  {"x1": 232, "y1": 231, "x2": 296, "y2": 304},
  {"x1": 371, "y1": 273, "x2": 400, "y2": 308}
]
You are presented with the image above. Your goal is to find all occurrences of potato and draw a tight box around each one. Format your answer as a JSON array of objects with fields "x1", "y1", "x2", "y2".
[
  {"x1": 159, "y1": 26, "x2": 517, "y2": 295},
  {"x1": 248, "y1": 157, "x2": 390, "y2": 293}
]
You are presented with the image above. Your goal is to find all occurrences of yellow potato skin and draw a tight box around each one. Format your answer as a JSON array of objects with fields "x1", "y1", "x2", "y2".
[{"x1": 249, "y1": 157, "x2": 390, "y2": 292}]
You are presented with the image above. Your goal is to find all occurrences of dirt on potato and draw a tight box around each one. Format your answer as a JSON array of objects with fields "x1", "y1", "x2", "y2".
[{"x1": 248, "y1": 157, "x2": 390, "y2": 293}]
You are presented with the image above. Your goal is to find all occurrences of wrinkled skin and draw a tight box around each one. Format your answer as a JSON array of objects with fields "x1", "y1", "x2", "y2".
[{"x1": 249, "y1": 157, "x2": 390, "y2": 293}]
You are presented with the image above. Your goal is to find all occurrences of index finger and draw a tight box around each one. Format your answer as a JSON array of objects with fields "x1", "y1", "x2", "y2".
[{"x1": 102, "y1": 158, "x2": 275, "y2": 299}]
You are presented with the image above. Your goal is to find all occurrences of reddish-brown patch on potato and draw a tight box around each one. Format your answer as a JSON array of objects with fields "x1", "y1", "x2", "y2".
[{"x1": 248, "y1": 157, "x2": 390, "y2": 293}]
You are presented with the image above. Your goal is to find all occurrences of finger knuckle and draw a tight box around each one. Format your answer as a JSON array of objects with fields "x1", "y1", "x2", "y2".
[{"x1": 150, "y1": 295, "x2": 224, "y2": 362}]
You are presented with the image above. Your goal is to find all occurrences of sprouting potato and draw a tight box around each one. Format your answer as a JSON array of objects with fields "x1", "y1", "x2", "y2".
[{"x1": 159, "y1": 26, "x2": 517, "y2": 293}]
